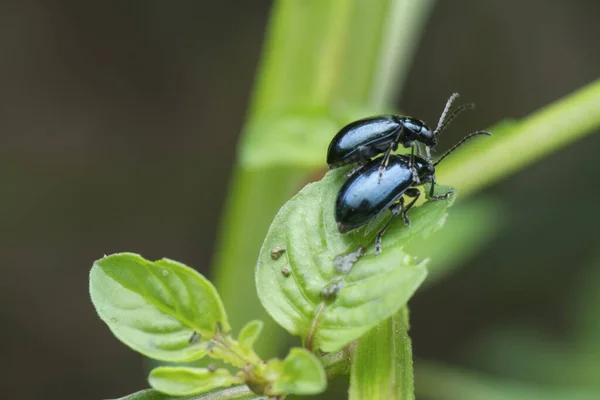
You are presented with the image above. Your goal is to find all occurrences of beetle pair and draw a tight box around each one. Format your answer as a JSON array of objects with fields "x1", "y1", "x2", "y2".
[{"x1": 327, "y1": 93, "x2": 491, "y2": 254}]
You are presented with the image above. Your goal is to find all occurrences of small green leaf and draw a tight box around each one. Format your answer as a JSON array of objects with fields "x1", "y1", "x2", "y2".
[
  {"x1": 256, "y1": 169, "x2": 453, "y2": 352},
  {"x1": 90, "y1": 253, "x2": 229, "y2": 361},
  {"x1": 267, "y1": 348, "x2": 327, "y2": 396},
  {"x1": 238, "y1": 320, "x2": 263, "y2": 352},
  {"x1": 149, "y1": 367, "x2": 244, "y2": 396},
  {"x1": 349, "y1": 307, "x2": 414, "y2": 400}
]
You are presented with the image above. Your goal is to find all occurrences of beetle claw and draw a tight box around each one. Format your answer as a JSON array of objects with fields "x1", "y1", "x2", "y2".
[
  {"x1": 431, "y1": 191, "x2": 452, "y2": 201},
  {"x1": 375, "y1": 239, "x2": 382, "y2": 256}
]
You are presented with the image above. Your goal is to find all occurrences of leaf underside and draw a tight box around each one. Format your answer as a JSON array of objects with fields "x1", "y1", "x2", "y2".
[{"x1": 149, "y1": 367, "x2": 243, "y2": 396}]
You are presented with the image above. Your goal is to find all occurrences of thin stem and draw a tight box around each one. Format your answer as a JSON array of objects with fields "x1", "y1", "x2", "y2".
[
  {"x1": 212, "y1": 333, "x2": 262, "y2": 369},
  {"x1": 322, "y1": 341, "x2": 357, "y2": 379},
  {"x1": 437, "y1": 79, "x2": 600, "y2": 197},
  {"x1": 304, "y1": 303, "x2": 326, "y2": 352}
]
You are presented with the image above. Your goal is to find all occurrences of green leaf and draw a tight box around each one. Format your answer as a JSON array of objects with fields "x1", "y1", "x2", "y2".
[
  {"x1": 237, "y1": 320, "x2": 263, "y2": 353},
  {"x1": 267, "y1": 348, "x2": 327, "y2": 396},
  {"x1": 149, "y1": 367, "x2": 243, "y2": 397},
  {"x1": 256, "y1": 169, "x2": 453, "y2": 352},
  {"x1": 349, "y1": 307, "x2": 414, "y2": 400},
  {"x1": 112, "y1": 386, "x2": 267, "y2": 400},
  {"x1": 90, "y1": 253, "x2": 229, "y2": 362}
]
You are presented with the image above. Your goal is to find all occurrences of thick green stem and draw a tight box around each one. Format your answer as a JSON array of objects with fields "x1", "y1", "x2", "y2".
[
  {"x1": 437, "y1": 79, "x2": 600, "y2": 196},
  {"x1": 349, "y1": 308, "x2": 414, "y2": 400}
]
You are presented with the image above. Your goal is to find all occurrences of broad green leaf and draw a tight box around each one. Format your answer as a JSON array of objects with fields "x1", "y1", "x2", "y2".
[
  {"x1": 90, "y1": 253, "x2": 229, "y2": 361},
  {"x1": 256, "y1": 169, "x2": 453, "y2": 352},
  {"x1": 238, "y1": 320, "x2": 263, "y2": 353},
  {"x1": 267, "y1": 348, "x2": 327, "y2": 396},
  {"x1": 349, "y1": 307, "x2": 414, "y2": 400},
  {"x1": 149, "y1": 367, "x2": 243, "y2": 397}
]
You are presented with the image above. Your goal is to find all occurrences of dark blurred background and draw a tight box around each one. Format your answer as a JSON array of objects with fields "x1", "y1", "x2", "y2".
[{"x1": 1, "y1": 1, "x2": 599, "y2": 399}]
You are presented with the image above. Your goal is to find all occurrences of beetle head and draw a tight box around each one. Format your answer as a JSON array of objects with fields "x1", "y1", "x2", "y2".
[{"x1": 412, "y1": 155, "x2": 436, "y2": 182}]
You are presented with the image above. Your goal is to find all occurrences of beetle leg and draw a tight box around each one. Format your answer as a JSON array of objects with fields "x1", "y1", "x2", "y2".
[
  {"x1": 428, "y1": 177, "x2": 451, "y2": 200},
  {"x1": 378, "y1": 146, "x2": 394, "y2": 180},
  {"x1": 409, "y1": 145, "x2": 420, "y2": 183},
  {"x1": 344, "y1": 162, "x2": 366, "y2": 178},
  {"x1": 378, "y1": 127, "x2": 405, "y2": 181},
  {"x1": 415, "y1": 143, "x2": 422, "y2": 156},
  {"x1": 188, "y1": 331, "x2": 199, "y2": 344},
  {"x1": 375, "y1": 199, "x2": 404, "y2": 255},
  {"x1": 374, "y1": 188, "x2": 422, "y2": 255},
  {"x1": 402, "y1": 188, "x2": 421, "y2": 225}
]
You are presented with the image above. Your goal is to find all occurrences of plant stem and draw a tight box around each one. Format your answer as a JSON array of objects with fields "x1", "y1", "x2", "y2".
[
  {"x1": 322, "y1": 341, "x2": 357, "y2": 379},
  {"x1": 437, "y1": 79, "x2": 600, "y2": 197}
]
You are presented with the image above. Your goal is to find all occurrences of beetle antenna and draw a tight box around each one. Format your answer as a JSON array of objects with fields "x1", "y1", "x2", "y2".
[
  {"x1": 434, "y1": 93, "x2": 459, "y2": 135},
  {"x1": 434, "y1": 102, "x2": 475, "y2": 137},
  {"x1": 434, "y1": 131, "x2": 491, "y2": 166}
]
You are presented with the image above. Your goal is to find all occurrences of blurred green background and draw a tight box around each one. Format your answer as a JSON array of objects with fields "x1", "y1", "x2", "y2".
[{"x1": 1, "y1": 1, "x2": 599, "y2": 399}]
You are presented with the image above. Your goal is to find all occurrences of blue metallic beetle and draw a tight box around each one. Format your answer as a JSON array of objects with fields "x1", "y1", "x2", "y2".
[
  {"x1": 335, "y1": 131, "x2": 491, "y2": 254},
  {"x1": 327, "y1": 93, "x2": 474, "y2": 177}
]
